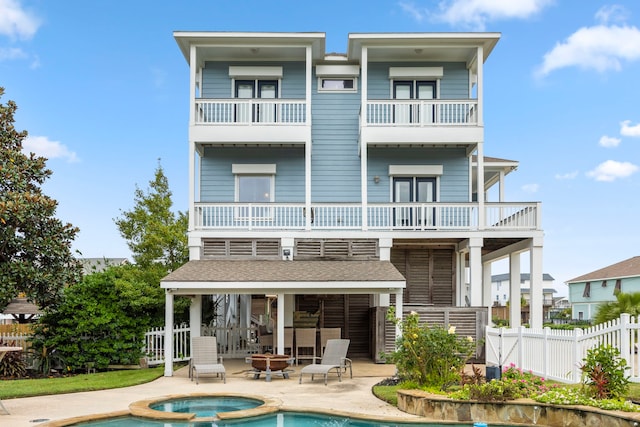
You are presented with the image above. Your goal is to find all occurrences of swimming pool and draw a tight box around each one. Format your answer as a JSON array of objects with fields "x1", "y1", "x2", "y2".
[
  {"x1": 71, "y1": 412, "x2": 507, "y2": 426},
  {"x1": 149, "y1": 395, "x2": 263, "y2": 417}
]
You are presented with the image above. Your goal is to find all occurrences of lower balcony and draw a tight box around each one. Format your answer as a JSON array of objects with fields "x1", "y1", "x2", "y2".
[{"x1": 193, "y1": 202, "x2": 541, "y2": 231}]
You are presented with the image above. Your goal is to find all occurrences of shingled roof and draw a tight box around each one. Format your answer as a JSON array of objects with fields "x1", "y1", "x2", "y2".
[
  {"x1": 162, "y1": 259, "x2": 406, "y2": 283},
  {"x1": 566, "y1": 256, "x2": 640, "y2": 283}
]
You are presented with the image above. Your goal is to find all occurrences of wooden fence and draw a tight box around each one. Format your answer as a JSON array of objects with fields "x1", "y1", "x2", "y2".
[{"x1": 486, "y1": 313, "x2": 640, "y2": 384}]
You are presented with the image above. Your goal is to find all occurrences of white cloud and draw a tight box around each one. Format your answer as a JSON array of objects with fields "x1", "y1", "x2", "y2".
[
  {"x1": 427, "y1": 0, "x2": 553, "y2": 30},
  {"x1": 0, "y1": 46, "x2": 25, "y2": 60},
  {"x1": 555, "y1": 171, "x2": 578, "y2": 180},
  {"x1": 536, "y1": 24, "x2": 640, "y2": 76},
  {"x1": 0, "y1": 0, "x2": 41, "y2": 39},
  {"x1": 620, "y1": 120, "x2": 640, "y2": 137},
  {"x1": 599, "y1": 135, "x2": 621, "y2": 148},
  {"x1": 595, "y1": 4, "x2": 629, "y2": 24},
  {"x1": 399, "y1": 1, "x2": 426, "y2": 22},
  {"x1": 521, "y1": 183, "x2": 540, "y2": 193},
  {"x1": 23, "y1": 136, "x2": 80, "y2": 163},
  {"x1": 586, "y1": 160, "x2": 638, "y2": 182}
]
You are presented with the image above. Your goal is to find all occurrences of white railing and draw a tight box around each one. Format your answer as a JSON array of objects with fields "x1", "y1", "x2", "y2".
[
  {"x1": 365, "y1": 100, "x2": 477, "y2": 126},
  {"x1": 486, "y1": 313, "x2": 640, "y2": 384},
  {"x1": 485, "y1": 203, "x2": 540, "y2": 230},
  {"x1": 202, "y1": 326, "x2": 260, "y2": 358},
  {"x1": 144, "y1": 324, "x2": 190, "y2": 366},
  {"x1": 0, "y1": 332, "x2": 31, "y2": 352},
  {"x1": 195, "y1": 202, "x2": 539, "y2": 231},
  {"x1": 195, "y1": 99, "x2": 307, "y2": 125}
]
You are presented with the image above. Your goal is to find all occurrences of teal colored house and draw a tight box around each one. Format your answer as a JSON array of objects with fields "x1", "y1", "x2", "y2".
[
  {"x1": 160, "y1": 31, "x2": 545, "y2": 376},
  {"x1": 567, "y1": 256, "x2": 640, "y2": 321}
]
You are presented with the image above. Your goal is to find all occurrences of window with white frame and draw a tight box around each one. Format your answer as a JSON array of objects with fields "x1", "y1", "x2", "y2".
[
  {"x1": 319, "y1": 78, "x2": 356, "y2": 92},
  {"x1": 233, "y1": 164, "x2": 275, "y2": 220},
  {"x1": 316, "y1": 64, "x2": 359, "y2": 93}
]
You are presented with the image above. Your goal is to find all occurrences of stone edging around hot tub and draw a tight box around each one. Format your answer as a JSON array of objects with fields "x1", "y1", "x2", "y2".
[
  {"x1": 397, "y1": 389, "x2": 640, "y2": 427},
  {"x1": 128, "y1": 392, "x2": 281, "y2": 422}
]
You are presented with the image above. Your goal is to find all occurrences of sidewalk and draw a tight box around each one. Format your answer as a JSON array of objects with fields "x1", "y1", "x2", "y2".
[{"x1": 2, "y1": 359, "x2": 421, "y2": 427}]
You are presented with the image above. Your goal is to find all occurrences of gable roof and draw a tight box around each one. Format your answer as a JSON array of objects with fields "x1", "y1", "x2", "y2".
[{"x1": 566, "y1": 256, "x2": 640, "y2": 284}]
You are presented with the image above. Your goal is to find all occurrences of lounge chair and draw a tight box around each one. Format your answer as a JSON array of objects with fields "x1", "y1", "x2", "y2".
[
  {"x1": 190, "y1": 336, "x2": 226, "y2": 384},
  {"x1": 298, "y1": 339, "x2": 351, "y2": 385}
]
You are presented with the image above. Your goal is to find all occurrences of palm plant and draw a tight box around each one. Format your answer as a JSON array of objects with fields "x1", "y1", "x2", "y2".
[{"x1": 593, "y1": 291, "x2": 640, "y2": 325}]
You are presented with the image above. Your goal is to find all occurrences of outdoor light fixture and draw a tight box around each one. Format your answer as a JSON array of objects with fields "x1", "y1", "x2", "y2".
[{"x1": 373, "y1": 176, "x2": 380, "y2": 184}]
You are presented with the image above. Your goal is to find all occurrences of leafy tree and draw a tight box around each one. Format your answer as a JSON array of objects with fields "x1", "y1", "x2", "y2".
[
  {"x1": 0, "y1": 87, "x2": 82, "y2": 310},
  {"x1": 593, "y1": 291, "x2": 640, "y2": 325},
  {"x1": 115, "y1": 162, "x2": 188, "y2": 271},
  {"x1": 31, "y1": 265, "x2": 169, "y2": 371}
]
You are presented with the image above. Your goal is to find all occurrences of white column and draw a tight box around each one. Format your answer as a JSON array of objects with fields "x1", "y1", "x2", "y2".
[
  {"x1": 476, "y1": 46, "x2": 484, "y2": 126},
  {"x1": 276, "y1": 293, "x2": 285, "y2": 354},
  {"x1": 483, "y1": 262, "x2": 492, "y2": 307},
  {"x1": 190, "y1": 295, "x2": 202, "y2": 338},
  {"x1": 164, "y1": 291, "x2": 174, "y2": 377},
  {"x1": 305, "y1": 45, "x2": 313, "y2": 230},
  {"x1": 394, "y1": 290, "x2": 403, "y2": 341},
  {"x1": 476, "y1": 143, "x2": 485, "y2": 230},
  {"x1": 509, "y1": 253, "x2": 522, "y2": 328},
  {"x1": 468, "y1": 238, "x2": 483, "y2": 306},
  {"x1": 529, "y1": 238, "x2": 544, "y2": 328},
  {"x1": 361, "y1": 46, "x2": 368, "y2": 230}
]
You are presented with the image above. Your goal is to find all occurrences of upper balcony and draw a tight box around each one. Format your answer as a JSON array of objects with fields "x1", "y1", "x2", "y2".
[
  {"x1": 361, "y1": 99, "x2": 481, "y2": 146},
  {"x1": 193, "y1": 202, "x2": 541, "y2": 233},
  {"x1": 191, "y1": 98, "x2": 309, "y2": 145}
]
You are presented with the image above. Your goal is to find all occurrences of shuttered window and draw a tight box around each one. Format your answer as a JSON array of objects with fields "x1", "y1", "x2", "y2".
[{"x1": 583, "y1": 282, "x2": 591, "y2": 298}]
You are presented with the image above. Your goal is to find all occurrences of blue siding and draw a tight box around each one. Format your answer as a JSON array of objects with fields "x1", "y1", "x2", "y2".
[
  {"x1": 310, "y1": 75, "x2": 361, "y2": 202},
  {"x1": 202, "y1": 62, "x2": 305, "y2": 98},
  {"x1": 368, "y1": 148, "x2": 469, "y2": 203},
  {"x1": 367, "y1": 62, "x2": 469, "y2": 99},
  {"x1": 200, "y1": 147, "x2": 305, "y2": 202}
]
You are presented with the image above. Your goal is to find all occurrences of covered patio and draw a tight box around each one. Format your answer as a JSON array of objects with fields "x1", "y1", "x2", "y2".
[{"x1": 160, "y1": 259, "x2": 406, "y2": 377}]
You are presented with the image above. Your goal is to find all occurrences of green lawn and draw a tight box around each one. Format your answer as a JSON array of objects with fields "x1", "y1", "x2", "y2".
[{"x1": 0, "y1": 367, "x2": 165, "y2": 399}]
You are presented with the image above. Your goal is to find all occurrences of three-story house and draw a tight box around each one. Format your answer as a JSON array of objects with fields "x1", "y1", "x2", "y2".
[{"x1": 161, "y1": 31, "x2": 544, "y2": 376}]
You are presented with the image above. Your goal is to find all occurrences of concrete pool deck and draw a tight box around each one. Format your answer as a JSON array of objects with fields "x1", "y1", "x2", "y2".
[{"x1": 3, "y1": 359, "x2": 424, "y2": 427}]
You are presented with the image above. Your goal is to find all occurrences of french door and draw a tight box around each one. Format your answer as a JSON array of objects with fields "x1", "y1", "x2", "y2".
[
  {"x1": 235, "y1": 80, "x2": 278, "y2": 123},
  {"x1": 393, "y1": 81, "x2": 436, "y2": 124},
  {"x1": 393, "y1": 177, "x2": 436, "y2": 227}
]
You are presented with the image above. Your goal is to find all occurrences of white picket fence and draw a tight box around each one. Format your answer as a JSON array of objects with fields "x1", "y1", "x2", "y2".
[
  {"x1": 486, "y1": 313, "x2": 640, "y2": 384},
  {"x1": 144, "y1": 324, "x2": 191, "y2": 366}
]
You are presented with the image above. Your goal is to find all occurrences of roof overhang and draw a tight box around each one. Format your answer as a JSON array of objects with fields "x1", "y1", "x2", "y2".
[{"x1": 161, "y1": 260, "x2": 406, "y2": 295}]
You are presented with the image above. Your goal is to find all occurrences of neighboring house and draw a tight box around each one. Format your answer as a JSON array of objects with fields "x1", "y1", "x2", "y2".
[
  {"x1": 491, "y1": 273, "x2": 555, "y2": 307},
  {"x1": 567, "y1": 256, "x2": 640, "y2": 321},
  {"x1": 161, "y1": 31, "x2": 545, "y2": 376},
  {"x1": 490, "y1": 273, "x2": 556, "y2": 324}
]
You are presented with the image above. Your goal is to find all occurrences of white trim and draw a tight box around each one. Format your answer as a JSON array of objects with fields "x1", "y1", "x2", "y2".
[
  {"x1": 317, "y1": 77, "x2": 358, "y2": 93},
  {"x1": 232, "y1": 164, "x2": 277, "y2": 174},
  {"x1": 388, "y1": 165, "x2": 443, "y2": 176},
  {"x1": 316, "y1": 64, "x2": 360, "y2": 76},
  {"x1": 228, "y1": 66, "x2": 283, "y2": 78},
  {"x1": 389, "y1": 66, "x2": 443, "y2": 79}
]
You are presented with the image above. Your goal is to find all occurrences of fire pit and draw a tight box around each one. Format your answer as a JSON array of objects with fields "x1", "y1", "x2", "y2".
[{"x1": 250, "y1": 354, "x2": 290, "y2": 372}]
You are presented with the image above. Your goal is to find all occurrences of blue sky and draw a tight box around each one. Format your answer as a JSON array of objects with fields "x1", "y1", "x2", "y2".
[{"x1": 2, "y1": 0, "x2": 640, "y2": 297}]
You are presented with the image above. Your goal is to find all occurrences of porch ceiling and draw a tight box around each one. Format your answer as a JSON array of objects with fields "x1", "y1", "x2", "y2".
[{"x1": 161, "y1": 260, "x2": 406, "y2": 294}]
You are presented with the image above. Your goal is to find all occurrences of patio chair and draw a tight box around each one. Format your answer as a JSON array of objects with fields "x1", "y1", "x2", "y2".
[
  {"x1": 298, "y1": 339, "x2": 352, "y2": 385},
  {"x1": 295, "y1": 328, "x2": 316, "y2": 365},
  {"x1": 190, "y1": 336, "x2": 226, "y2": 384},
  {"x1": 320, "y1": 327, "x2": 341, "y2": 356}
]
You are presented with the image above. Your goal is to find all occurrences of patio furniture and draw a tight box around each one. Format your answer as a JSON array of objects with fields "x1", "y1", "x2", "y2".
[
  {"x1": 245, "y1": 353, "x2": 295, "y2": 381},
  {"x1": 295, "y1": 328, "x2": 316, "y2": 365},
  {"x1": 320, "y1": 327, "x2": 341, "y2": 355},
  {"x1": 299, "y1": 339, "x2": 351, "y2": 385},
  {"x1": 190, "y1": 336, "x2": 226, "y2": 384}
]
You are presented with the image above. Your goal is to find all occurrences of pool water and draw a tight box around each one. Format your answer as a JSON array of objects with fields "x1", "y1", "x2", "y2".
[
  {"x1": 149, "y1": 396, "x2": 262, "y2": 417},
  {"x1": 73, "y1": 412, "x2": 515, "y2": 427}
]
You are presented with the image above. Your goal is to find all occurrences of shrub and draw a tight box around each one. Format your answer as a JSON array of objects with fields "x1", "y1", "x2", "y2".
[
  {"x1": 385, "y1": 308, "x2": 476, "y2": 390},
  {"x1": 580, "y1": 344, "x2": 629, "y2": 399},
  {"x1": 0, "y1": 338, "x2": 26, "y2": 378}
]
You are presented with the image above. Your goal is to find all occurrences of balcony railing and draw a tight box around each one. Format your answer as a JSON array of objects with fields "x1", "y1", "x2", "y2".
[
  {"x1": 195, "y1": 99, "x2": 307, "y2": 125},
  {"x1": 194, "y1": 202, "x2": 540, "y2": 231},
  {"x1": 365, "y1": 100, "x2": 477, "y2": 126}
]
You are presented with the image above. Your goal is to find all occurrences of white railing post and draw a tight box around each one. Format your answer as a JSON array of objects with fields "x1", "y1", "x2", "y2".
[
  {"x1": 543, "y1": 326, "x2": 550, "y2": 380},
  {"x1": 518, "y1": 326, "x2": 524, "y2": 370},
  {"x1": 620, "y1": 313, "x2": 631, "y2": 370},
  {"x1": 573, "y1": 328, "x2": 583, "y2": 383}
]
